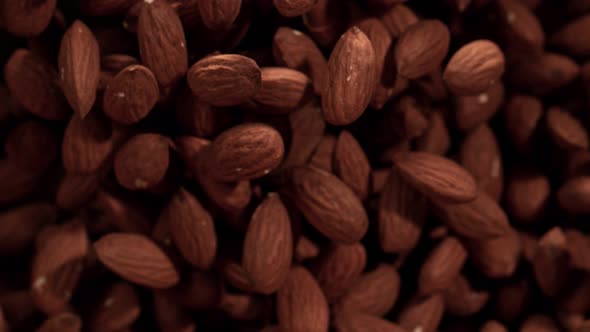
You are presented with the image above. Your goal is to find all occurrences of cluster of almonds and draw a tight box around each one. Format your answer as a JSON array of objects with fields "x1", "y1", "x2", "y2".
[{"x1": 4, "y1": 0, "x2": 590, "y2": 331}]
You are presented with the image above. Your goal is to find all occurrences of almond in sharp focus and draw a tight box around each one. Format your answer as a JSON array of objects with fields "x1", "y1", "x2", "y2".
[
  {"x1": 393, "y1": 152, "x2": 478, "y2": 204},
  {"x1": 159, "y1": 188, "x2": 217, "y2": 270},
  {"x1": 103, "y1": 65, "x2": 159, "y2": 124},
  {"x1": 243, "y1": 193, "x2": 293, "y2": 295},
  {"x1": 444, "y1": 40, "x2": 505, "y2": 96},
  {"x1": 93, "y1": 233, "x2": 180, "y2": 288},
  {"x1": 188, "y1": 54, "x2": 261, "y2": 106},
  {"x1": 276, "y1": 266, "x2": 329, "y2": 332},
  {"x1": 138, "y1": 0, "x2": 188, "y2": 87},
  {"x1": 322, "y1": 26, "x2": 376, "y2": 126},
  {"x1": 418, "y1": 237, "x2": 467, "y2": 296},
  {"x1": 204, "y1": 123, "x2": 284, "y2": 182},
  {"x1": 1, "y1": 0, "x2": 57, "y2": 37},
  {"x1": 333, "y1": 131, "x2": 371, "y2": 200},
  {"x1": 197, "y1": 0, "x2": 242, "y2": 30},
  {"x1": 253, "y1": 67, "x2": 312, "y2": 113},
  {"x1": 58, "y1": 20, "x2": 100, "y2": 118},
  {"x1": 282, "y1": 166, "x2": 369, "y2": 244},
  {"x1": 395, "y1": 20, "x2": 450, "y2": 79}
]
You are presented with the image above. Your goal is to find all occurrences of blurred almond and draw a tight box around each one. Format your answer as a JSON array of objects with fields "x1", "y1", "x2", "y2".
[
  {"x1": 550, "y1": 14, "x2": 590, "y2": 57},
  {"x1": 508, "y1": 53, "x2": 580, "y2": 95},
  {"x1": 503, "y1": 94, "x2": 543, "y2": 154},
  {"x1": 81, "y1": 0, "x2": 138, "y2": 16},
  {"x1": 274, "y1": 0, "x2": 318, "y2": 17},
  {"x1": 153, "y1": 290, "x2": 196, "y2": 332},
  {"x1": 467, "y1": 228, "x2": 521, "y2": 278},
  {"x1": 557, "y1": 176, "x2": 590, "y2": 215},
  {"x1": 505, "y1": 167, "x2": 550, "y2": 223},
  {"x1": 1, "y1": 0, "x2": 57, "y2": 37},
  {"x1": 88, "y1": 282, "x2": 140, "y2": 332},
  {"x1": 36, "y1": 312, "x2": 81, "y2": 332},
  {"x1": 93, "y1": 191, "x2": 150, "y2": 234},
  {"x1": 114, "y1": 133, "x2": 170, "y2": 190},
  {"x1": 398, "y1": 294, "x2": 445, "y2": 332},
  {"x1": 380, "y1": 4, "x2": 418, "y2": 37},
  {"x1": 445, "y1": 274, "x2": 489, "y2": 316},
  {"x1": 418, "y1": 237, "x2": 467, "y2": 296},
  {"x1": 0, "y1": 202, "x2": 57, "y2": 256},
  {"x1": 454, "y1": 83, "x2": 504, "y2": 132},
  {"x1": 520, "y1": 315, "x2": 559, "y2": 332},
  {"x1": 545, "y1": 106, "x2": 588, "y2": 150},
  {"x1": 56, "y1": 173, "x2": 100, "y2": 211},
  {"x1": 281, "y1": 101, "x2": 326, "y2": 169},
  {"x1": 532, "y1": 227, "x2": 569, "y2": 297},
  {"x1": 308, "y1": 134, "x2": 337, "y2": 172},
  {"x1": 334, "y1": 313, "x2": 406, "y2": 332},
  {"x1": 416, "y1": 111, "x2": 451, "y2": 155},
  {"x1": 496, "y1": 0, "x2": 544, "y2": 52}
]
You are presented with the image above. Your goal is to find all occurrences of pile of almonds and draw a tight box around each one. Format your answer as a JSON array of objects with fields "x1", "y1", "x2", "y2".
[{"x1": 3, "y1": 0, "x2": 590, "y2": 331}]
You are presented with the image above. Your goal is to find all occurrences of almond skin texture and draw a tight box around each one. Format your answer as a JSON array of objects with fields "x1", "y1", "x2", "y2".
[
  {"x1": 114, "y1": 133, "x2": 170, "y2": 191},
  {"x1": 334, "y1": 313, "x2": 406, "y2": 332},
  {"x1": 1, "y1": 0, "x2": 57, "y2": 37},
  {"x1": 188, "y1": 54, "x2": 261, "y2": 106},
  {"x1": 444, "y1": 40, "x2": 505, "y2": 95},
  {"x1": 393, "y1": 152, "x2": 478, "y2": 204},
  {"x1": 93, "y1": 233, "x2": 180, "y2": 289},
  {"x1": 254, "y1": 67, "x2": 312, "y2": 113},
  {"x1": 282, "y1": 166, "x2": 369, "y2": 244},
  {"x1": 62, "y1": 112, "x2": 113, "y2": 174},
  {"x1": 395, "y1": 20, "x2": 450, "y2": 79},
  {"x1": 205, "y1": 123, "x2": 284, "y2": 182},
  {"x1": 243, "y1": 194, "x2": 293, "y2": 295},
  {"x1": 335, "y1": 264, "x2": 400, "y2": 316},
  {"x1": 138, "y1": 0, "x2": 188, "y2": 87},
  {"x1": 197, "y1": 0, "x2": 242, "y2": 30},
  {"x1": 322, "y1": 27, "x2": 376, "y2": 125},
  {"x1": 333, "y1": 131, "x2": 371, "y2": 200},
  {"x1": 159, "y1": 188, "x2": 217, "y2": 270},
  {"x1": 58, "y1": 20, "x2": 101, "y2": 118},
  {"x1": 103, "y1": 65, "x2": 159, "y2": 124},
  {"x1": 418, "y1": 237, "x2": 467, "y2": 296},
  {"x1": 4, "y1": 49, "x2": 69, "y2": 120},
  {"x1": 273, "y1": 0, "x2": 318, "y2": 17},
  {"x1": 276, "y1": 266, "x2": 329, "y2": 332}
]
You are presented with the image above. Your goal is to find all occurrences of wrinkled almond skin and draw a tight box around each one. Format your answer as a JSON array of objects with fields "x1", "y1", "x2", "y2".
[
  {"x1": 1, "y1": 0, "x2": 57, "y2": 37},
  {"x1": 273, "y1": 0, "x2": 318, "y2": 17},
  {"x1": 276, "y1": 266, "x2": 329, "y2": 332},
  {"x1": 393, "y1": 152, "x2": 478, "y2": 204},
  {"x1": 93, "y1": 233, "x2": 180, "y2": 289},
  {"x1": 395, "y1": 20, "x2": 450, "y2": 79},
  {"x1": 243, "y1": 194, "x2": 293, "y2": 295},
  {"x1": 159, "y1": 188, "x2": 217, "y2": 270},
  {"x1": 282, "y1": 166, "x2": 369, "y2": 244},
  {"x1": 138, "y1": 0, "x2": 188, "y2": 87},
  {"x1": 114, "y1": 133, "x2": 170, "y2": 190},
  {"x1": 103, "y1": 65, "x2": 159, "y2": 124},
  {"x1": 188, "y1": 54, "x2": 261, "y2": 106},
  {"x1": 58, "y1": 20, "x2": 100, "y2": 118},
  {"x1": 204, "y1": 123, "x2": 284, "y2": 182},
  {"x1": 333, "y1": 131, "x2": 371, "y2": 200},
  {"x1": 254, "y1": 67, "x2": 312, "y2": 113},
  {"x1": 444, "y1": 40, "x2": 505, "y2": 95},
  {"x1": 418, "y1": 237, "x2": 467, "y2": 296},
  {"x1": 322, "y1": 27, "x2": 376, "y2": 125},
  {"x1": 197, "y1": 0, "x2": 242, "y2": 30}
]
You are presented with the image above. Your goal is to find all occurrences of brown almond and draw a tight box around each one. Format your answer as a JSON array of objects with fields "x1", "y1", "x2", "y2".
[
  {"x1": 418, "y1": 237, "x2": 467, "y2": 296},
  {"x1": 114, "y1": 133, "x2": 170, "y2": 190},
  {"x1": 204, "y1": 123, "x2": 284, "y2": 182},
  {"x1": 322, "y1": 27, "x2": 376, "y2": 125},
  {"x1": 93, "y1": 190, "x2": 151, "y2": 234},
  {"x1": 313, "y1": 243, "x2": 367, "y2": 303},
  {"x1": 159, "y1": 188, "x2": 217, "y2": 270},
  {"x1": 175, "y1": 270, "x2": 222, "y2": 310},
  {"x1": 508, "y1": 52, "x2": 580, "y2": 95},
  {"x1": 0, "y1": 202, "x2": 57, "y2": 256},
  {"x1": 62, "y1": 111, "x2": 113, "y2": 174},
  {"x1": 243, "y1": 193, "x2": 293, "y2": 294},
  {"x1": 532, "y1": 227, "x2": 569, "y2": 297},
  {"x1": 276, "y1": 266, "x2": 329, "y2": 332},
  {"x1": 1, "y1": 0, "x2": 57, "y2": 37},
  {"x1": 36, "y1": 312, "x2": 82, "y2": 332},
  {"x1": 58, "y1": 20, "x2": 100, "y2": 118},
  {"x1": 273, "y1": 0, "x2": 318, "y2": 17},
  {"x1": 380, "y1": 4, "x2": 418, "y2": 37},
  {"x1": 398, "y1": 294, "x2": 445, "y2": 332},
  {"x1": 153, "y1": 290, "x2": 196, "y2": 332},
  {"x1": 175, "y1": 87, "x2": 235, "y2": 138},
  {"x1": 550, "y1": 14, "x2": 590, "y2": 57},
  {"x1": 445, "y1": 274, "x2": 490, "y2": 316},
  {"x1": 335, "y1": 264, "x2": 400, "y2": 316},
  {"x1": 434, "y1": 190, "x2": 510, "y2": 239},
  {"x1": 88, "y1": 282, "x2": 140, "y2": 332},
  {"x1": 333, "y1": 131, "x2": 371, "y2": 200},
  {"x1": 101, "y1": 54, "x2": 139, "y2": 73},
  {"x1": 197, "y1": 0, "x2": 242, "y2": 30},
  {"x1": 4, "y1": 49, "x2": 69, "y2": 120},
  {"x1": 378, "y1": 168, "x2": 428, "y2": 253},
  {"x1": 390, "y1": 96, "x2": 429, "y2": 140},
  {"x1": 138, "y1": 0, "x2": 188, "y2": 87},
  {"x1": 564, "y1": 229, "x2": 590, "y2": 272},
  {"x1": 188, "y1": 54, "x2": 261, "y2": 106},
  {"x1": 393, "y1": 152, "x2": 478, "y2": 204},
  {"x1": 467, "y1": 228, "x2": 521, "y2": 278},
  {"x1": 295, "y1": 236, "x2": 320, "y2": 262},
  {"x1": 395, "y1": 20, "x2": 450, "y2": 79},
  {"x1": 282, "y1": 166, "x2": 369, "y2": 244},
  {"x1": 308, "y1": 134, "x2": 337, "y2": 172},
  {"x1": 253, "y1": 67, "x2": 312, "y2": 113},
  {"x1": 496, "y1": 0, "x2": 545, "y2": 52},
  {"x1": 93, "y1": 233, "x2": 180, "y2": 288},
  {"x1": 454, "y1": 82, "x2": 505, "y2": 132},
  {"x1": 546, "y1": 106, "x2": 589, "y2": 150},
  {"x1": 416, "y1": 110, "x2": 451, "y2": 156},
  {"x1": 103, "y1": 65, "x2": 159, "y2": 124},
  {"x1": 4, "y1": 121, "x2": 58, "y2": 173},
  {"x1": 444, "y1": 40, "x2": 505, "y2": 95},
  {"x1": 521, "y1": 315, "x2": 559, "y2": 332},
  {"x1": 334, "y1": 313, "x2": 406, "y2": 332},
  {"x1": 493, "y1": 278, "x2": 531, "y2": 322},
  {"x1": 56, "y1": 173, "x2": 100, "y2": 211},
  {"x1": 503, "y1": 94, "x2": 543, "y2": 154},
  {"x1": 505, "y1": 167, "x2": 550, "y2": 223},
  {"x1": 481, "y1": 321, "x2": 508, "y2": 332},
  {"x1": 281, "y1": 101, "x2": 326, "y2": 169},
  {"x1": 557, "y1": 176, "x2": 590, "y2": 215}
]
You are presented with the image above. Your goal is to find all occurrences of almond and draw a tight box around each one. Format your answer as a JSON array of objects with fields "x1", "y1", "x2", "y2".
[
  {"x1": 564, "y1": 229, "x2": 590, "y2": 272},
  {"x1": 175, "y1": 270, "x2": 222, "y2": 310},
  {"x1": 444, "y1": 40, "x2": 505, "y2": 95},
  {"x1": 308, "y1": 134, "x2": 337, "y2": 172},
  {"x1": 302, "y1": 0, "x2": 347, "y2": 48},
  {"x1": 508, "y1": 52, "x2": 579, "y2": 95},
  {"x1": 380, "y1": 4, "x2": 418, "y2": 37},
  {"x1": 175, "y1": 87, "x2": 235, "y2": 138},
  {"x1": 273, "y1": 0, "x2": 318, "y2": 17},
  {"x1": 276, "y1": 266, "x2": 329, "y2": 332},
  {"x1": 197, "y1": 0, "x2": 241, "y2": 30},
  {"x1": 36, "y1": 312, "x2": 82, "y2": 332},
  {"x1": 114, "y1": 133, "x2": 170, "y2": 190},
  {"x1": 550, "y1": 14, "x2": 590, "y2": 57},
  {"x1": 395, "y1": 20, "x2": 450, "y2": 79},
  {"x1": 62, "y1": 111, "x2": 113, "y2": 174},
  {"x1": 282, "y1": 166, "x2": 369, "y2": 244},
  {"x1": 557, "y1": 176, "x2": 590, "y2": 215},
  {"x1": 520, "y1": 315, "x2": 559, "y2": 332},
  {"x1": 253, "y1": 67, "x2": 312, "y2": 113},
  {"x1": 101, "y1": 54, "x2": 139, "y2": 73},
  {"x1": 532, "y1": 227, "x2": 569, "y2": 297},
  {"x1": 334, "y1": 313, "x2": 406, "y2": 332},
  {"x1": 56, "y1": 173, "x2": 100, "y2": 211},
  {"x1": 467, "y1": 228, "x2": 521, "y2": 278},
  {"x1": 93, "y1": 190, "x2": 151, "y2": 234},
  {"x1": 398, "y1": 294, "x2": 445, "y2": 332},
  {"x1": 188, "y1": 54, "x2": 261, "y2": 106},
  {"x1": 416, "y1": 111, "x2": 451, "y2": 156},
  {"x1": 88, "y1": 282, "x2": 140, "y2": 332},
  {"x1": 418, "y1": 237, "x2": 467, "y2": 296},
  {"x1": 393, "y1": 152, "x2": 478, "y2": 204},
  {"x1": 281, "y1": 101, "x2": 326, "y2": 169},
  {"x1": 294, "y1": 236, "x2": 320, "y2": 262},
  {"x1": 496, "y1": 0, "x2": 544, "y2": 52},
  {"x1": 4, "y1": 49, "x2": 69, "y2": 120},
  {"x1": 323, "y1": 27, "x2": 376, "y2": 125},
  {"x1": 335, "y1": 264, "x2": 400, "y2": 316},
  {"x1": 454, "y1": 82, "x2": 505, "y2": 132},
  {"x1": 4, "y1": 121, "x2": 58, "y2": 173},
  {"x1": 103, "y1": 65, "x2": 159, "y2": 124},
  {"x1": 378, "y1": 168, "x2": 428, "y2": 253},
  {"x1": 312, "y1": 243, "x2": 367, "y2": 303},
  {"x1": 1, "y1": 0, "x2": 57, "y2": 37},
  {"x1": 58, "y1": 20, "x2": 100, "y2": 118},
  {"x1": 433, "y1": 190, "x2": 510, "y2": 239},
  {"x1": 204, "y1": 123, "x2": 284, "y2": 182},
  {"x1": 333, "y1": 131, "x2": 371, "y2": 200},
  {"x1": 219, "y1": 292, "x2": 267, "y2": 321},
  {"x1": 243, "y1": 193, "x2": 293, "y2": 294},
  {"x1": 153, "y1": 290, "x2": 196, "y2": 332},
  {"x1": 0, "y1": 202, "x2": 57, "y2": 256},
  {"x1": 503, "y1": 94, "x2": 543, "y2": 154},
  {"x1": 159, "y1": 188, "x2": 217, "y2": 270},
  {"x1": 493, "y1": 278, "x2": 531, "y2": 322},
  {"x1": 505, "y1": 167, "x2": 550, "y2": 223},
  {"x1": 390, "y1": 96, "x2": 429, "y2": 140},
  {"x1": 545, "y1": 106, "x2": 588, "y2": 150},
  {"x1": 444, "y1": 274, "x2": 489, "y2": 316},
  {"x1": 138, "y1": 0, "x2": 188, "y2": 87},
  {"x1": 481, "y1": 321, "x2": 508, "y2": 332}
]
